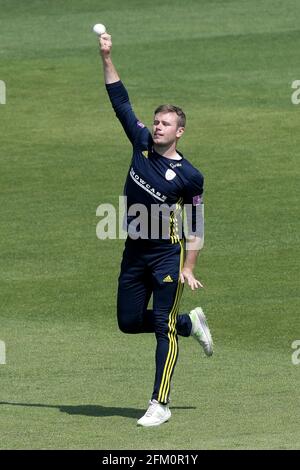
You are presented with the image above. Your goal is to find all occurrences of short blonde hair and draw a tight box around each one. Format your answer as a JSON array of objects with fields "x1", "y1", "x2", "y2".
[{"x1": 154, "y1": 104, "x2": 186, "y2": 128}]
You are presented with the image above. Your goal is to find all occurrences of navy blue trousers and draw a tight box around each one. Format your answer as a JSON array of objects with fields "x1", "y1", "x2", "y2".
[{"x1": 117, "y1": 237, "x2": 192, "y2": 404}]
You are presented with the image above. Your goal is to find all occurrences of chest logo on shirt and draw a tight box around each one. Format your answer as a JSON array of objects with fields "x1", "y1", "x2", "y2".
[{"x1": 165, "y1": 169, "x2": 177, "y2": 181}]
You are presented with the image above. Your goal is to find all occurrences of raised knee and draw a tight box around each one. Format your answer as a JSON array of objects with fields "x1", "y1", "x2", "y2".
[
  {"x1": 118, "y1": 319, "x2": 133, "y2": 334},
  {"x1": 117, "y1": 315, "x2": 140, "y2": 334}
]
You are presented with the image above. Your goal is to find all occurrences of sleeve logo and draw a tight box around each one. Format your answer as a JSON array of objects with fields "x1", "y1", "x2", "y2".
[{"x1": 192, "y1": 195, "x2": 202, "y2": 206}]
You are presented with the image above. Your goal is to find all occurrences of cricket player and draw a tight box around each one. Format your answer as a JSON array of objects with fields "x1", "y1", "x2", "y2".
[{"x1": 98, "y1": 32, "x2": 213, "y2": 427}]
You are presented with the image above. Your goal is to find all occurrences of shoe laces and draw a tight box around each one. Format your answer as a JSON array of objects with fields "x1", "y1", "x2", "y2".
[{"x1": 145, "y1": 400, "x2": 160, "y2": 417}]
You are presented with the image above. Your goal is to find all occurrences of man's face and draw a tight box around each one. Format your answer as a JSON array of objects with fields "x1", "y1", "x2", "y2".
[{"x1": 152, "y1": 112, "x2": 184, "y2": 146}]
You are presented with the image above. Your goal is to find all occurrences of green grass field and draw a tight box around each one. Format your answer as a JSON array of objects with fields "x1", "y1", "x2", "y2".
[{"x1": 0, "y1": 0, "x2": 299, "y2": 449}]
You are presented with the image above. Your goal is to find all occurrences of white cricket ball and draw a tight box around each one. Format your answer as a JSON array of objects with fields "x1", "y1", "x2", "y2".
[{"x1": 92, "y1": 23, "x2": 106, "y2": 36}]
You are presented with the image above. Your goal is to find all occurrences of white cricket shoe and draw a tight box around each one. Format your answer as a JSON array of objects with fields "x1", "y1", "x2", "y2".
[
  {"x1": 189, "y1": 307, "x2": 214, "y2": 357},
  {"x1": 137, "y1": 400, "x2": 171, "y2": 427}
]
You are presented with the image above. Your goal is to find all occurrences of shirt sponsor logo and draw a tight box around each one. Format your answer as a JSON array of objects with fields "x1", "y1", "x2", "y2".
[
  {"x1": 165, "y1": 169, "x2": 177, "y2": 181},
  {"x1": 130, "y1": 168, "x2": 167, "y2": 202},
  {"x1": 170, "y1": 162, "x2": 182, "y2": 169}
]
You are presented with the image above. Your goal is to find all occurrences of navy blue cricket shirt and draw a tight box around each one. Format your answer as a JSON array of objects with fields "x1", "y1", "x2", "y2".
[{"x1": 106, "y1": 80, "x2": 204, "y2": 242}]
